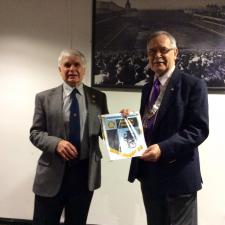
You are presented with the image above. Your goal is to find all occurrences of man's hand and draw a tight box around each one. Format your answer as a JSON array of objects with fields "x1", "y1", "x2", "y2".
[
  {"x1": 56, "y1": 140, "x2": 78, "y2": 160},
  {"x1": 140, "y1": 144, "x2": 161, "y2": 162},
  {"x1": 120, "y1": 108, "x2": 131, "y2": 117}
]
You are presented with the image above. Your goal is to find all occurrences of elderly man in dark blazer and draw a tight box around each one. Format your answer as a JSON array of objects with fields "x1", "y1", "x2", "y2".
[
  {"x1": 123, "y1": 31, "x2": 209, "y2": 225},
  {"x1": 30, "y1": 49, "x2": 108, "y2": 225}
]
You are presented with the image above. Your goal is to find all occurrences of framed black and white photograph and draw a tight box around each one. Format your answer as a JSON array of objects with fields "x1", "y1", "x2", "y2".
[{"x1": 92, "y1": 0, "x2": 225, "y2": 90}]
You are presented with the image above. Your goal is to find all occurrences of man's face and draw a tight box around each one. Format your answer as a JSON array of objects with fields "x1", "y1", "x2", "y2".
[
  {"x1": 58, "y1": 55, "x2": 86, "y2": 87},
  {"x1": 147, "y1": 34, "x2": 178, "y2": 76}
]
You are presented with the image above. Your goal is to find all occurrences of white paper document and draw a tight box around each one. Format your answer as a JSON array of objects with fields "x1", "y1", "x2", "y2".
[{"x1": 100, "y1": 112, "x2": 147, "y2": 160}]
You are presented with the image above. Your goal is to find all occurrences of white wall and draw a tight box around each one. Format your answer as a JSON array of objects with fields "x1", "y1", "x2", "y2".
[{"x1": 0, "y1": 0, "x2": 224, "y2": 224}]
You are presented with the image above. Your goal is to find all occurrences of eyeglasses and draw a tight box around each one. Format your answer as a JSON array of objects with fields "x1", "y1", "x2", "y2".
[{"x1": 148, "y1": 47, "x2": 175, "y2": 56}]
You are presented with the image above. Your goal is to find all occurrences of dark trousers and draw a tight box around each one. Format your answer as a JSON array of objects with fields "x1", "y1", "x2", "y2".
[
  {"x1": 141, "y1": 183, "x2": 198, "y2": 225},
  {"x1": 33, "y1": 159, "x2": 93, "y2": 225}
]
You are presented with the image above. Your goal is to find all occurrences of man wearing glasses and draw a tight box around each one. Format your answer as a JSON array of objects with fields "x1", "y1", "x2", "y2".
[{"x1": 125, "y1": 31, "x2": 209, "y2": 225}]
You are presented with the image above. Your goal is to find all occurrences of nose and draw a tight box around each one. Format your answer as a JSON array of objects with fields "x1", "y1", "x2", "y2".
[
  {"x1": 154, "y1": 50, "x2": 162, "y2": 58},
  {"x1": 69, "y1": 64, "x2": 76, "y2": 70}
]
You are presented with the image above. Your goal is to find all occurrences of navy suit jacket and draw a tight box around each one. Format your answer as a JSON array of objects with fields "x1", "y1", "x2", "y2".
[{"x1": 128, "y1": 68, "x2": 209, "y2": 196}]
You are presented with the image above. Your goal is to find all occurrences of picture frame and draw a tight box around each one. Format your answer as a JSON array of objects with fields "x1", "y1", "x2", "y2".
[{"x1": 92, "y1": 0, "x2": 225, "y2": 91}]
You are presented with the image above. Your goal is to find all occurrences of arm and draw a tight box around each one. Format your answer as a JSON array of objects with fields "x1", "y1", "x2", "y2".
[
  {"x1": 99, "y1": 92, "x2": 109, "y2": 139},
  {"x1": 159, "y1": 79, "x2": 209, "y2": 162},
  {"x1": 30, "y1": 94, "x2": 61, "y2": 154},
  {"x1": 102, "y1": 92, "x2": 109, "y2": 115},
  {"x1": 30, "y1": 93, "x2": 77, "y2": 160}
]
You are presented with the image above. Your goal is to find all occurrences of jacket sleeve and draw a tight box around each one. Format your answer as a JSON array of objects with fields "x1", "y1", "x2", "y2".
[
  {"x1": 99, "y1": 92, "x2": 109, "y2": 139},
  {"x1": 29, "y1": 94, "x2": 62, "y2": 154}
]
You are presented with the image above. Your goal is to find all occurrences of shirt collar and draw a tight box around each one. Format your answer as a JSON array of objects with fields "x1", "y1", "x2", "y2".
[
  {"x1": 155, "y1": 65, "x2": 175, "y2": 86},
  {"x1": 63, "y1": 82, "x2": 84, "y2": 97}
]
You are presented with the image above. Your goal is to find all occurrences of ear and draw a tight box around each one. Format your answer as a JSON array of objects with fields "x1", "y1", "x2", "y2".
[
  {"x1": 58, "y1": 66, "x2": 61, "y2": 72},
  {"x1": 82, "y1": 66, "x2": 86, "y2": 74},
  {"x1": 174, "y1": 48, "x2": 178, "y2": 59}
]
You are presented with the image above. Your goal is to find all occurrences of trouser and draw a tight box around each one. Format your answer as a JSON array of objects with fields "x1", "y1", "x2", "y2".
[
  {"x1": 33, "y1": 159, "x2": 93, "y2": 225},
  {"x1": 141, "y1": 183, "x2": 198, "y2": 225}
]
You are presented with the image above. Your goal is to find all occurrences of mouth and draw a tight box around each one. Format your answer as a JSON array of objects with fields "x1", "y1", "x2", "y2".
[
  {"x1": 68, "y1": 74, "x2": 79, "y2": 78},
  {"x1": 153, "y1": 60, "x2": 165, "y2": 65}
]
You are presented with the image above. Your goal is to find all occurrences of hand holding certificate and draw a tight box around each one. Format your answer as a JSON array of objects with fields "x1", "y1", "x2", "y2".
[{"x1": 99, "y1": 112, "x2": 147, "y2": 160}]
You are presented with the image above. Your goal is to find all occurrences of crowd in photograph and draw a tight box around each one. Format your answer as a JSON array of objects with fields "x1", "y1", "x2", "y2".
[{"x1": 94, "y1": 50, "x2": 225, "y2": 87}]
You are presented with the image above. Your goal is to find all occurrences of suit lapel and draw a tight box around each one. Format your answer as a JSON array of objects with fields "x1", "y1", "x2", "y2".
[
  {"x1": 51, "y1": 85, "x2": 63, "y2": 105},
  {"x1": 140, "y1": 77, "x2": 154, "y2": 117},
  {"x1": 154, "y1": 69, "x2": 180, "y2": 130},
  {"x1": 49, "y1": 85, "x2": 66, "y2": 138},
  {"x1": 83, "y1": 85, "x2": 97, "y2": 136}
]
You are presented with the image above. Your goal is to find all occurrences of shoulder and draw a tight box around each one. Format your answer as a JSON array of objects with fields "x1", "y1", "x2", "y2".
[
  {"x1": 84, "y1": 85, "x2": 106, "y2": 97},
  {"x1": 175, "y1": 69, "x2": 207, "y2": 90},
  {"x1": 37, "y1": 85, "x2": 62, "y2": 95},
  {"x1": 36, "y1": 85, "x2": 62, "y2": 97}
]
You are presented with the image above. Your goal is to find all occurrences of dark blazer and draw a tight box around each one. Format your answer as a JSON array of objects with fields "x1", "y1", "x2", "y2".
[
  {"x1": 30, "y1": 84, "x2": 108, "y2": 197},
  {"x1": 128, "y1": 68, "x2": 209, "y2": 196}
]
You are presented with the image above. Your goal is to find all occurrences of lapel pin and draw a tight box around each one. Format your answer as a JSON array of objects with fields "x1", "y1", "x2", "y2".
[{"x1": 91, "y1": 95, "x2": 96, "y2": 103}]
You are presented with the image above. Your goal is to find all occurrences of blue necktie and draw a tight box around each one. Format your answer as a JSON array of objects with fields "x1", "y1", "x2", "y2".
[{"x1": 68, "y1": 89, "x2": 80, "y2": 153}]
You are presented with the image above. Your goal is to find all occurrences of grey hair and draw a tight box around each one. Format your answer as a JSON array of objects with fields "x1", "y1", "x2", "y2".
[
  {"x1": 58, "y1": 49, "x2": 87, "y2": 67},
  {"x1": 147, "y1": 31, "x2": 177, "y2": 50}
]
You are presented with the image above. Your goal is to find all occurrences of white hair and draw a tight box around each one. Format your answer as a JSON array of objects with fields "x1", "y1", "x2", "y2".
[
  {"x1": 147, "y1": 30, "x2": 177, "y2": 50},
  {"x1": 58, "y1": 49, "x2": 86, "y2": 67}
]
